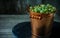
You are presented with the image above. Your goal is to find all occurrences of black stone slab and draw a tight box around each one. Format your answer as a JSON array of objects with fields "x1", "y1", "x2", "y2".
[{"x1": 12, "y1": 21, "x2": 60, "y2": 38}]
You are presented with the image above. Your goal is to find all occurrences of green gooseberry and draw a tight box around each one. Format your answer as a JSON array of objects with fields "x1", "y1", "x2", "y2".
[
  {"x1": 52, "y1": 7, "x2": 56, "y2": 11},
  {"x1": 40, "y1": 4, "x2": 45, "y2": 7},
  {"x1": 30, "y1": 6, "x2": 32, "y2": 8},
  {"x1": 30, "y1": 6, "x2": 32, "y2": 9},
  {"x1": 31, "y1": 9, "x2": 34, "y2": 12},
  {"x1": 30, "y1": 4, "x2": 56, "y2": 14},
  {"x1": 44, "y1": 11, "x2": 48, "y2": 14},
  {"x1": 34, "y1": 8, "x2": 37, "y2": 12},
  {"x1": 40, "y1": 10, "x2": 44, "y2": 13},
  {"x1": 43, "y1": 7, "x2": 48, "y2": 12},
  {"x1": 46, "y1": 4, "x2": 52, "y2": 7},
  {"x1": 48, "y1": 8, "x2": 51, "y2": 11},
  {"x1": 51, "y1": 9, "x2": 54, "y2": 12}
]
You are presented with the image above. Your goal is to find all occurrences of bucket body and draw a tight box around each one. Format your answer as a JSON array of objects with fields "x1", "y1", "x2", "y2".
[{"x1": 30, "y1": 11, "x2": 54, "y2": 38}]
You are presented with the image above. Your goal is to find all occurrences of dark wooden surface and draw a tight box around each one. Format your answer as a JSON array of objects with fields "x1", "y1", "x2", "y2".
[{"x1": 0, "y1": 15, "x2": 30, "y2": 38}]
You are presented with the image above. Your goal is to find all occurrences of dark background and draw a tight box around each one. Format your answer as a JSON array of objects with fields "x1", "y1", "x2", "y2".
[
  {"x1": 0, "y1": 0, "x2": 60, "y2": 15},
  {"x1": 0, "y1": 0, "x2": 17, "y2": 14}
]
